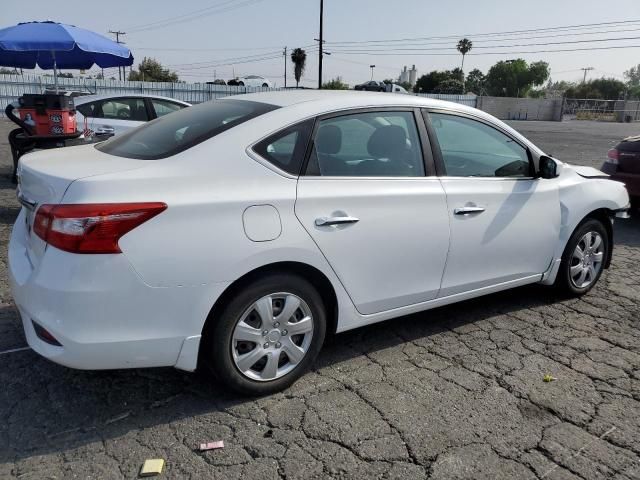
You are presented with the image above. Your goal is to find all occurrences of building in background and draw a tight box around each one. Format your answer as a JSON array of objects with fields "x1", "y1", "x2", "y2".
[{"x1": 399, "y1": 65, "x2": 418, "y2": 87}]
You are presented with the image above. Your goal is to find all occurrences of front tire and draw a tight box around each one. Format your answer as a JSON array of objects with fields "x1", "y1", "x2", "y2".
[
  {"x1": 555, "y1": 218, "x2": 609, "y2": 295},
  {"x1": 205, "y1": 273, "x2": 326, "y2": 395}
]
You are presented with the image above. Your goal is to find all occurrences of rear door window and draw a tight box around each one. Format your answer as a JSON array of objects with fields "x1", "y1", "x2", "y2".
[
  {"x1": 100, "y1": 98, "x2": 149, "y2": 121},
  {"x1": 305, "y1": 111, "x2": 425, "y2": 177},
  {"x1": 96, "y1": 99, "x2": 279, "y2": 160}
]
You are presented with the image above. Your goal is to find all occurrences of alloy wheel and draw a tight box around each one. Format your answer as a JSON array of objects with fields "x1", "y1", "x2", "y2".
[
  {"x1": 569, "y1": 231, "x2": 605, "y2": 289},
  {"x1": 231, "y1": 292, "x2": 314, "y2": 382}
]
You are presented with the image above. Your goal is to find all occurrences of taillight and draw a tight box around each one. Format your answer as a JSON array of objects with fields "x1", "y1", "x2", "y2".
[
  {"x1": 606, "y1": 148, "x2": 619, "y2": 165},
  {"x1": 33, "y1": 202, "x2": 167, "y2": 254}
]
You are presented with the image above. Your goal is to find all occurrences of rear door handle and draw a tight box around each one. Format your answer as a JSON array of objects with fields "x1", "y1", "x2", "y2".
[
  {"x1": 315, "y1": 216, "x2": 359, "y2": 227},
  {"x1": 454, "y1": 206, "x2": 485, "y2": 216},
  {"x1": 96, "y1": 125, "x2": 115, "y2": 134}
]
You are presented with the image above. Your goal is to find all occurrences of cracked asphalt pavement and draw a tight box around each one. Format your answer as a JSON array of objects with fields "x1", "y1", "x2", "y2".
[{"x1": 1, "y1": 119, "x2": 639, "y2": 479}]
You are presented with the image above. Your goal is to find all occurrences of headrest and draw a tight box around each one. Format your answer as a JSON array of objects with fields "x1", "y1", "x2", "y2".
[
  {"x1": 367, "y1": 125, "x2": 407, "y2": 158},
  {"x1": 316, "y1": 124, "x2": 342, "y2": 155}
]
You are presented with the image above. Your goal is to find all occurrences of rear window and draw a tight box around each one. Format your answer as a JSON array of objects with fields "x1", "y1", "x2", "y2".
[{"x1": 96, "y1": 99, "x2": 279, "y2": 159}]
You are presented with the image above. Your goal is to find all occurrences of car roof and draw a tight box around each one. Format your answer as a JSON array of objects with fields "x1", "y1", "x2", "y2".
[
  {"x1": 74, "y1": 94, "x2": 191, "y2": 106},
  {"x1": 232, "y1": 89, "x2": 473, "y2": 112}
]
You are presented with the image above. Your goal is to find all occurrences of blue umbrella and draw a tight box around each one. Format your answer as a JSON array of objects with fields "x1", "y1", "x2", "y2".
[{"x1": 0, "y1": 21, "x2": 134, "y2": 89}]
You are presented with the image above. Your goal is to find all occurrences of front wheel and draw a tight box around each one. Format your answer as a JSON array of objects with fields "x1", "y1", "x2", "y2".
[
  {"x1": 555, "y1": 218, "x2": 609, "y2": 295},
  {"x1": 204, "y1": 274, "x2": 326, "y2": 395}
]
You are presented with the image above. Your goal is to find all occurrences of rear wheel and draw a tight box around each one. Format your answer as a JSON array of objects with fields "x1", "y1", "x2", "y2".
[
  {"x1": 205, "y1": 274, "x2": 326, "y2": 395},
  {"x1": 555, "y1": 218, "x2": 608, "y2": 295}
]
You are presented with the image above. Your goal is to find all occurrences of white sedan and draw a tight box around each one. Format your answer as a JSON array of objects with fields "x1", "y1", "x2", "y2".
[
  {"x1": 74, "y1": 94, "x2": 191, "y2": 136},
  {"x1": 10, "y1": 91, "x2": 630, "y2": 395},
  {"x1": 230, "y1": 75, "x2": 272, "y2": 88}
]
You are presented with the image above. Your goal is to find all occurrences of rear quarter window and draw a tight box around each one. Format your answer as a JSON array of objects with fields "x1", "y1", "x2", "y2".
[
  {"x1": 96, "y1": 99, "x2": 279, "y2": 160},
  {"x1": 252, "y1": 119, "x2": 314, "y2": 175}
]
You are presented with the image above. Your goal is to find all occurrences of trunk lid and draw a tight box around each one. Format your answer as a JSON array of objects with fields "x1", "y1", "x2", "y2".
[
  {"x1": 617, "y1": 136, "x2": 640, "y2": 174},
  {"x1": 17, "y1": 144, "x2": 148, "y2": 266}
]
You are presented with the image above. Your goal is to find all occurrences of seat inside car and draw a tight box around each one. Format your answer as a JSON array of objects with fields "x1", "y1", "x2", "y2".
[
  {"x1": 315, "y1": 124, "x2": 349, "y2": 176},
  {"x1": 366, "y1": 125, "x2": 415, "y2": 176}
]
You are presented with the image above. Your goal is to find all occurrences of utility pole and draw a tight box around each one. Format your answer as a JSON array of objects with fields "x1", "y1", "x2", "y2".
[
  {"x1": 283, "y1": 47, "x2": 287, "y2": 88},
  {"x1": 109, "y1": 30, "x2": 126, "y2": 81},
  {"x1": 580, "y1": 67, "x2": 594, "y2": 84},
  {"x1": 370, "y1": 65, "x2": 376, "y2": 81},
  {"x1": 318, "y1": 0, "x2": 324, "y2": 89}
]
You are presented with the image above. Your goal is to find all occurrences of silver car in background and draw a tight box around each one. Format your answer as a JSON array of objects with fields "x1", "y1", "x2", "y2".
[{"x1": 75, "y1": 94, "x2": 191, "y2": 136}]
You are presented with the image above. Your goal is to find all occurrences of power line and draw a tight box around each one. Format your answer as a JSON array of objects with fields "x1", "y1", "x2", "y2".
[
  {"x1": 324, "y1": 19, "x2": 640, "y2": 46},
  {"x1": 327, "y1": 35, "x2": 640, "y2": 53},
  {"x1": 167, "y1": 51, "x2": 284, "y2": 69},
  {"x1": 326, "y1": 27, "x2": 640, "y2": 50},
  {"x1": 127, "y1": 0, "x2": 266, "y2": 33},
  {"x1": 329, "y1": 43, "x2": 640, "y2": 57},
  {"x1": 127, "y1": 0, "x2": 239, "y2": 31}
]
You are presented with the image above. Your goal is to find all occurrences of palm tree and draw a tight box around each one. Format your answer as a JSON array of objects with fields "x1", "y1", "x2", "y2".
[
  {"x1": 290, "y1": 48, "x2": 307, "y2": 88},
  {"x1": 456, "y1": 38, "x2": 473, "y2": 92}
]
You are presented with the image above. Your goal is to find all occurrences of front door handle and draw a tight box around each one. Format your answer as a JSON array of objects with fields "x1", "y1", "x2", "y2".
[
  {"x1": 315, "y1": 216, "x2": 360, "y2": 227},
  {"x1": 454, "y1": 206, "x2": 485, "y2": 216}
]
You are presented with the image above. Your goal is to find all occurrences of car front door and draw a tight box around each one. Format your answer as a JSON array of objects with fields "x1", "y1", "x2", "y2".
[
  {"x1": 92, "y1": 97, "x2": 150, "y2": 135},
  {"x1": 295, "y1": 108, "x2": 450, "y2": 315},
  {"x1": 425, "y1": 110, "x2": 560, "y2": 297}
]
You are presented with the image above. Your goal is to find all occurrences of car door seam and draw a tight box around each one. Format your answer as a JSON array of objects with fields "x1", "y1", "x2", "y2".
[{"x1": 437, "y1": 177, "x2": 453, "y2": 297}]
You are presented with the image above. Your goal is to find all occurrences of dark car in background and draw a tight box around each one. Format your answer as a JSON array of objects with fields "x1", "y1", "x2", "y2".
[
  {"x1": 602, "y1": 135, "x2": 640, "y2": 208},
  {"x1": 354, "y1": 80, "x2": 387, "y2": 92}
]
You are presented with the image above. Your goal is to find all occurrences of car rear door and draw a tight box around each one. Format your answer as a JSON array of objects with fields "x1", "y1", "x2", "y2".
[
  {"x1": 424, "y1": 110, "x2": 560, "y2": 297},
  {"x1": 295, "y1": 108, "x2": 450, "y2": 315},
  {"x1": 92, "y1": 97, "x2": 150, "y2": 135}
]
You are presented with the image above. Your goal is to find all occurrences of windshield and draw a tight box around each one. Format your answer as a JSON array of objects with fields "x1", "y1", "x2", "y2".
[{"x1": 96, "y1": 99, "x2": 279, "y2": 160}]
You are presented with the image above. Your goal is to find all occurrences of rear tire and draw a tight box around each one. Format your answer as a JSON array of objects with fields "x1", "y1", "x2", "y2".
[
  {"x1": 204, "y1": 273, "x2": 326, "y2": 395},
  {"x1": 554, "y1": 218, "x2": 609, "y2": 296}
]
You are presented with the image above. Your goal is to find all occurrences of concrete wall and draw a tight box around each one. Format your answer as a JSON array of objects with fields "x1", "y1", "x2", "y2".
[
  {"x1": 476, "y1": 96, "x2": 563, "y2": 121},
  {"x1": 615, "y1": 100, "x2": 640, "y2": 122}
]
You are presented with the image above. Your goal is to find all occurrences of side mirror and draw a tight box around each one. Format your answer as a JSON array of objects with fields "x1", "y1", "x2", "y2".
[{"x1": 538, "y1": 155, "x2": 559, "y2": 179}]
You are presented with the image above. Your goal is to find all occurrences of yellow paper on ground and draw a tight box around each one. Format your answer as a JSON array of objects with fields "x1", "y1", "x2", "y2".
[{"x1": 140, "y1": 458, "x2": 164, "y2": 477}]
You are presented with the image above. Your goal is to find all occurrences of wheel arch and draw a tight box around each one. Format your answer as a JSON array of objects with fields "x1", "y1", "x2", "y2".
[
  {"x1": 563, "y1": 208, "x2": 614, "y2": 269},
  {"x1": 198, "y1": 261, "x2": 339, "y2": 367},
  {"x1": 580, "y1": 208, "x2": 614, "y2": 268}
]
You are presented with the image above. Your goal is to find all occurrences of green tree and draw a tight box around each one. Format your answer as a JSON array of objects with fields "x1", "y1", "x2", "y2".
[
  {"x1": 322, "y1": 76, "x2": 349, "y2": 90},
  {"x1": 58, "y1": 72, "x2": 73, "y2": 78},
  {"x1": 564, "y1": 78, "x2": 626, "y2": 99},
  {"x1": 624, "y1": 64, "x2": 640, "y2": 87},
  {"x1": 290, "y1": 48, "x2": 307, "y2": 88},
  {"x1": 457, "y1": 38, "x2": 472, "y2": 90},
  {"x1": 414, "y1": 70, "x2": 461, "y2": 93},
  {"x1": 128, "y1": 57, "x2": 179, "y2": 82},
  {"x1": 433, "y1": 79, "x2": 464, "y2": 94},
  {"x1": 0, "y1": 67, "x2": 18, "y2": 75},
  {"x1": 465, "y1": 68, "x2": 485, "y2": 94},
  {"x1": 485, "y1": 59, "x2": 549, "y2": 97}
]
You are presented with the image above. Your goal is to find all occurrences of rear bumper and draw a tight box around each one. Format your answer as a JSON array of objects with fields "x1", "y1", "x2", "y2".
[
  {"x1": 601, "y1": 163, "x2": 640, "y2": 197},
  {"x1": 8, "y1": 209, "x2": 228, "y2": 371}
]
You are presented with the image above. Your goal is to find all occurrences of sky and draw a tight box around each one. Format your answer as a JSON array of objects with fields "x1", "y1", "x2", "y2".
[{"x1": 3, "y1": 0, "x2": 640, "y2": 87}]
